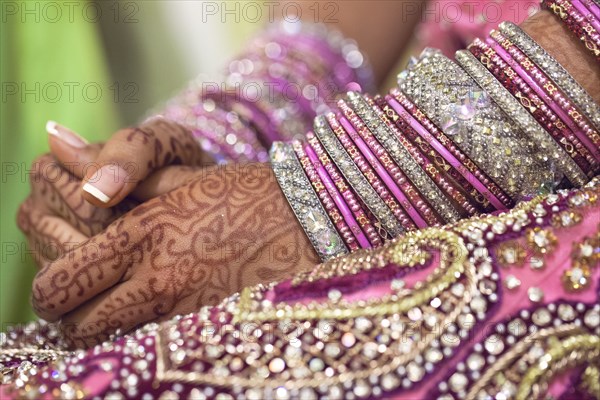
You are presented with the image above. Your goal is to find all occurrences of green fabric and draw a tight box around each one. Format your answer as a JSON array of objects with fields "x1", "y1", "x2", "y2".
[{"x1": 1, "y1": 1, "x2": 120, "y2": 325}]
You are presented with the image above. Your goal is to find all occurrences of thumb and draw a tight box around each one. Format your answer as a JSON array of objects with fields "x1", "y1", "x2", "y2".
[{"x1": 46, "y1": 120, "x2": 103, "y2": 178}]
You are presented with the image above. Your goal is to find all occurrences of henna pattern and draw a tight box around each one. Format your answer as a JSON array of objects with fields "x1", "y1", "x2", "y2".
[
  {"x1": 31, "y1": 164, "x2": 318, "y2": 347},
  {"x1": 123, "y1": 119, "x2": 213, "y2": 175},
  {"x1": 26, "y1": 154, "x2": 133, "y2": 236}
]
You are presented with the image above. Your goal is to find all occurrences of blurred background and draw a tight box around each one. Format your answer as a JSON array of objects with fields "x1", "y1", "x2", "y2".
[{"x1": 1, "y1": 0, "x2": 259, "y2": 325}]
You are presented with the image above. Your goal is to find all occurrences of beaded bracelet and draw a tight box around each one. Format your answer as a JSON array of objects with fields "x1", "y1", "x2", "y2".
[
  {"x1": 544, "y1": 0, "x2": 600, "y2": 61},
  {"x1": 346, "y1": 92, "x2": 466, "y2": 223},
  {"x1": 270, "y1": 142, "x2": 347, "y2": 260},
  {"x1": 469, "y1": 40, "x2": 591, "y2": 185},
  {"x1": 389, "y1": 88, "x2": 514, "y2": 209},
  {"x1": 499, "y1": 22, "x2": 600, "y2": 132},
  {"x1": 326, "y1": 113, "x2": 418, "y2": 231},
  {"x1": 489, "y1": 30, "x2": 600, "y2": 168},
  {"x1": 294, "y1": 141, "x2": 360, "y2": 251},
  {"x1": 338, "y1": 98, "x2": 443, "y2": 226},
  {"x1": 455, "y1": 50, "x2": 589, "y2": 189},
  {"x1": 313, "y1": 115, "x2": 404, "y2": 239},
  {"x1": 336, "y1": 111, "x2": 429, "y2": 228},
  {"x1": 305, "y1": 131, "x2": 382, "y2": 247},
  {"x1": 397, "y1": 48, "x2": 552, "y2": 200},
  {"x1": 373, "y1": 93, "x2": 489, "y2": 216}
]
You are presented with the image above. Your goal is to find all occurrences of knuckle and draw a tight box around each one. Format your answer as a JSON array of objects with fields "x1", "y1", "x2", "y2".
[
  {"x1": 16, "y1": 199, "x2": 33, "y2": 233},
  {"x1": 29, "y1": 154, "x2": 55, "y2": 183}
]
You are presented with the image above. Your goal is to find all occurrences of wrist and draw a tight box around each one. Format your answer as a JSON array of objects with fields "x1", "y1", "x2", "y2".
[{"x1": 521, "y1": 9, "x2": 600, "y2": 103}]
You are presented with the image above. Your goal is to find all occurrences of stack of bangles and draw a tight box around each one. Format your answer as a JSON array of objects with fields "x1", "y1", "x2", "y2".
[
  {"x1": 161, "y1": 19, "x2": 373, "y2": 164},
  {"x1": 270, "y1": 2, "x2": 600, "y2": 261}
]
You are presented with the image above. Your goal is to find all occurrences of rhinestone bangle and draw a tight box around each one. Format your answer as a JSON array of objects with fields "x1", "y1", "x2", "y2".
[
  {"x1": 338, "y1": 99, "x2": 443, "y2": 227},
  {"x1": 374, "y1": 93, "x2": 494, "y2": 215},
  {"x1": 490, "y1": 29, "x2": 600, "y2": 161},
  {"x1": 313, "y1": 115, "x2": 406, "y2": 237},
  {"x1": 306, "y1": 131, "x2": 383, "y2": 247},
  {"x1": 398, "y1": 48, "x2": 553, "y2": 199},
  {"x1": 301, "y1": 141, "x2": 371, "y2": 249},
  {"x1": 389, "y1": 89, "x2": 514, "y2": 210},
  {"x1": 346, "y1": 92, "x2": 464, "y2": 224},
  {"x1": 455, "y1": 49, "x2": 589, "y2": 187},
  {"x1": 270, "y1": 141, "x2": 348, "y2": 261},
  {"x1": 469, "y1": 40, "x2": 591, "y2": 186},
  {"x1": 499, "y1": 22, "x2": 600, "y2": 132},
  {"x1": 335, "y1": 111, "x2": 428, "y2": 229},
  {"x1": 326, "y1": 112, "x2": 417, "y2": 231},
  {"x1": 294, "y1": 140, "x2": 360, "y2": 251},
  {"x1": 544, "y1": 0, "x2": 600, "y2": 61},
  {"x1": 488, "y1": 30, "x2": 600, "y2": 169}
]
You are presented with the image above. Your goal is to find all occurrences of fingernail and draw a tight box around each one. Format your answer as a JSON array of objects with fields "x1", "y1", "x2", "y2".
[
  {"x1": 82, "y1": 165, "x2": 128, "y2": 204},
  {"x1": 46, "y1": 120, "x2": 88, "y2": 148}
]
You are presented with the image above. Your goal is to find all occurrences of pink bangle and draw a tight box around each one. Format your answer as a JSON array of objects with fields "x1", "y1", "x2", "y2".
[
  {"x1": 544, "y1": 0, "x2": 600, "y2": 61},
  {"x1": 582, "y1": 0, "x2": 600, "y2": 20},
  {"x1": 572, "y1": 0, "x2": 600, "y2": 33},
  {"x1": 371, "y1": 95, "x2": 483, "y2": 216},
  {"x1": 164, "y1": 99, "x2": 267, "y2": 163},
  {"x1": 293, "y1": 141, "x2": 359, "y2": 251},
  {"x1": 338, "y1": 100, "x2": 441, "y2": 227},
  {"x1": 389, "y1": 88, "x2": 514, "y2": 210},
  {"x1": 471, "y1": 40, "x2": 595, "y2": 178},
  {"x1": 337, "y1": 112, "x2": 430, "y2": 229},
  {"x1": 326, "y1": 113, "x2": 417, "y2": 231},
  {"x1": 488, "y1": 31, "x2": 600, "y2": 168},
  {"x1": 303, "y1": 140, "x2": 372, "y2": 249},
  {"x1": 204, "y1": 90, "x2": 281, "y2": 145},
  {"x1": 490, "y1": 29, "x2": 600, "y2": 154},
  {"x1": 306, "y1": 131, "x2": 383, "y2": 247}
]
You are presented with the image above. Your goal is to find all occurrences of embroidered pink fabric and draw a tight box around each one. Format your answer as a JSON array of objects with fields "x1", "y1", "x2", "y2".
[{"x1": 1, "y1": 181, "x2": 598, "y2": 399}]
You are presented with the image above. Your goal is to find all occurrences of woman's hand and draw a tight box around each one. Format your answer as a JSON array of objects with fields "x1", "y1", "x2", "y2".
[
  {"x1": 17, "y1": 154, "x2": 138, "y2": 270},
  {"x1": 47, "y1": 116, "x2": 214, "y2": 208},
  {"x1": 17, "y1": 151, "x2": 205, "y2": 270},
  {"x1": 30, "y1": 164, "x2": 318, "y2": 348}
]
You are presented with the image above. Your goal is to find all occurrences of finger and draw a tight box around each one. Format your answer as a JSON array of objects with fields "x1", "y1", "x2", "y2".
[
  {"x1": 79, "y1": 117, "x2": 207, "y2": 207},
  {"x1": 29, "y1": 154, "x2": 127, "y2": 236},
  {"x1": 46, "y1": 120, "x2": 103, "y2": 178},
  {"x1": 31, "y1": 213, "x2": 138, "y2": 322},
  {"x1": 132, "y1": 165, "x2": 204, "y2": 200},
  {"x1": 17, "y1": 199, "x2": 88, "y2": 269}
]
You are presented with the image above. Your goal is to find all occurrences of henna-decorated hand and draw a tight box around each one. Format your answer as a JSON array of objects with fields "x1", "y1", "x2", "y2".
[
  {"x1": 47, "y1": 116, "x2": 214, "y2": 208},
  {"x1": 30, "y1": 164, "x2": 318, "y2": 348},
  {"x1": 16, "y1": 154, "x2": 138, "y2": 271},
  {"x1": 17, "y1": 152, "x2": 205, "y2": 270},
  {"x1": 20, "y1": 116, "x2": 215, "y2": 269}
]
